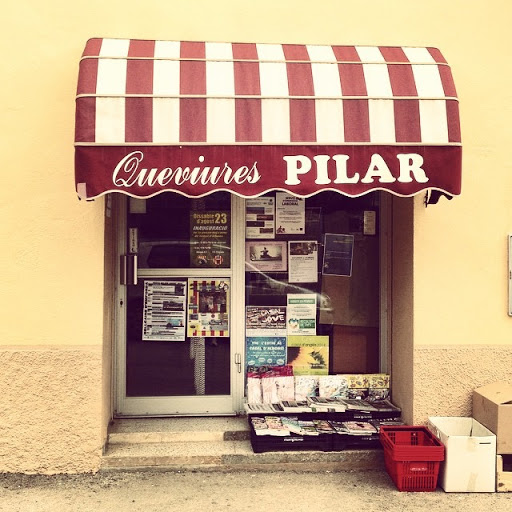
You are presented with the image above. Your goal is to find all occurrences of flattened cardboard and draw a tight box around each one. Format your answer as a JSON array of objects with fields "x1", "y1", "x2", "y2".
[
  {"x1": 497, "y1": 454, "x2": 512, "y2": 492},
  {"x1": 473, "y1": 381, "x2": 512, "y2": 454},
  {"x1": 331, "y1": 325, "x2": 378, "y2": 374}
]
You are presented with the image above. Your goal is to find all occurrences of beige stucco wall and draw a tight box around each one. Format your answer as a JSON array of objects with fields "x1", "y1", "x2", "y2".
[
  {"x1": 0, "y1": 346, "x2": 102, "y2": 473},
  {"x1": 414, "y1": 346, "x2": 512, "y2": 422},
  {"x1": 1, "y1": 0, "x2": 511, "y2": 472}
]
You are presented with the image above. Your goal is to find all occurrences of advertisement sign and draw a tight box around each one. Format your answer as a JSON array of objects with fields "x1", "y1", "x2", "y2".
[
  {"x1": 246, "y1": 337, "x2": 287, "y2": 367},
  {"x1": 187, "y1": 279, "x2": 230, "y2": 337},
  {"x1": 245, "y1": 241, "x2": 287, "y2": 272},
  {"x1": 286, "y1": 294, "x2": 317, "y2": 336},
  {"x1": 322, "y1": 233, "x2": 354, "y2": 277},
  {"x1": 287, "y1": 335, "x2": 329, "y2": 375},
  {"x1": 245, "y1": 306, "x2": 287, "y2": 367},
  {"x1": 245, "y1": 306, "x2": 287, "y2": 337},
  {"x1": 245, "y1": 197, "x2": 275, "y2": 239},
  {"x1": 275, "y1": 192, "x2": 305, "y2": 235},
  {"x1": 142, "y1": 280, "x2": 186, "y2": 341},
  {"x1": 288, "y1": 241, "x2": 318, "y2": 283},
  {"x1": 190, "y1": 210, "x2": 230, "y2": 268}
]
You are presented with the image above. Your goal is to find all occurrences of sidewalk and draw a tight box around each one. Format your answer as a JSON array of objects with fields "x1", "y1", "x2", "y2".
[{"x1": 0, "y1": 468, "x2": 508, "y2": 512}]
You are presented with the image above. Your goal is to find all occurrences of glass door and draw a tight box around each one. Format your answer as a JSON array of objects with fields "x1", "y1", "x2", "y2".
[{"x1": 115, "y1": 193, "x2": 245, "y2": 416}]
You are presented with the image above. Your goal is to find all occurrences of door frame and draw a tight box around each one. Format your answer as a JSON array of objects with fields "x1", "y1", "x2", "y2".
[{"x1": 113, "y1": 194, "x2": 246, "y2": 417}]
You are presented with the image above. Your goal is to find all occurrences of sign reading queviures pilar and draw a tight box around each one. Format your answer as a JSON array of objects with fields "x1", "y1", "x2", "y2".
[{"x1": 111, "y1": 150, "x2": 429, "y2": 190}]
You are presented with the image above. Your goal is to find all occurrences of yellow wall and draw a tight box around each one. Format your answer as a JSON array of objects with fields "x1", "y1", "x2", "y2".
[
  {"x1": 3, "y1": 0, "x2": 510, "y2": 349},
  {"x1": 413, "y1": 1, "x2": 512, "y2": 346},
  {"x1": 3, "y1": 1, "x2": 510, "y2": 349},
  {"x1": 2, "y1": 0, "x2": 511, "y2": 473}
]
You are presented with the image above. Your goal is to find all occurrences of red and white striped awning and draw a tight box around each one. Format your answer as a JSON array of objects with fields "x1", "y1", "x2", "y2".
[{"x1": 75, "y1": 38, "x2": 461, "y2": 200}]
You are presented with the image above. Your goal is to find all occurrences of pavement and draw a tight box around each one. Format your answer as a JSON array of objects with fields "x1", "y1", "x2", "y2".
[
  {"x1": 0, "y1": 468, "x2": 510, "y2": 512},
  {"x1": 2, "y1": 417, "x2": 510, "y2": 511}
]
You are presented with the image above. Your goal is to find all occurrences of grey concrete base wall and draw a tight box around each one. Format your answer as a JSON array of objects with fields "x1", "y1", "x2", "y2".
[
  {"x1": 414, "y1": 345, "x2": 512, "y2": 423},
  {"x1": 0, "y1": 346, "x2": 103, "y2": 474}
]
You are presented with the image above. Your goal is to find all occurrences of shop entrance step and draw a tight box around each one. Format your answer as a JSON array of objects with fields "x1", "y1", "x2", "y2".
[{"x1": 101, "y1": 417, "x2": 385, "y2": 472}]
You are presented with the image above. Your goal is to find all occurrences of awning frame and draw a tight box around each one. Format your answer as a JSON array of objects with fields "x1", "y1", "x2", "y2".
[{"x1": 75, "y1": 38, "x2": 461, "y2": 200}]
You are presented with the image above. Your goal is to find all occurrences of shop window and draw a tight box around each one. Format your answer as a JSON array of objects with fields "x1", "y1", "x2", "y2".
[{"x1": 244, "y1": 191, "x2": 380, "y2": 375}]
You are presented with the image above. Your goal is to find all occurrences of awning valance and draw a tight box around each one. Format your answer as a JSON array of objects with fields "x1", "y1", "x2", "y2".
[{"x1": 75, "y1": 38, "x2": 461, "y2": 200}]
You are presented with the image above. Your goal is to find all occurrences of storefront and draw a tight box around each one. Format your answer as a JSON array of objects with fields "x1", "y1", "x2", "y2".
[{"x1": 75, "y1": 38, "x2": 461, "y2": 417}]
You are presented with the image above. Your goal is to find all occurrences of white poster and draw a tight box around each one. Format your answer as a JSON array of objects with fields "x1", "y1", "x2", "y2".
[
  {"x1": 142, "y1": 280, "x2": 187, "y2": 341},
  {"x1": 245, "y1": 197, "x2": 275, "y2": 239},
  {"x1": 288, "y1": 241, "x2": 318, "y2": 283},
  {"x1": 286, "y1": 293, "x2": 317, "y2": 336},
  {"x1": 275, "y1": 193, "x2": 305, "y2": 235}
]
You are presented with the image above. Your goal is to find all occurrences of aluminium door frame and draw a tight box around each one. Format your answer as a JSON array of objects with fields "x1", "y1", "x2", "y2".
[{"x1": 113, "y1": 194, "x2": 246, "y2": 417}]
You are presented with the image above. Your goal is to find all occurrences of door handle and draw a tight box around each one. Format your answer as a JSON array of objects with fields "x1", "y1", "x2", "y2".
[
  {"x1": 235, "y1": 353, "x2": 242, "y2": 373},
  {"x1": 120, "y1": 254, "x2": 138, "y2": 285}
]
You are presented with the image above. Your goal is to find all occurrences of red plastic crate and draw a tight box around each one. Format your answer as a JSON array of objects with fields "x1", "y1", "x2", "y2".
[{"x1": 379, "y1": 426, "x2": 445, "y2": 492}]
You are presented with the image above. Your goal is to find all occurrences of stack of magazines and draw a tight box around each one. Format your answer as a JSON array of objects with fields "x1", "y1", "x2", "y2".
[
  {"x1": 250, "y1": 415, "x2": 404, "y2": 437},
  {"x1": 245, "y1": 398, "x2": 401, "y2": 415}
]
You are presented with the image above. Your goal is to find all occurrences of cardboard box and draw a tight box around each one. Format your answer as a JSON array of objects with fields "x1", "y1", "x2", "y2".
[
  {"x1": 427, "y1": 417, "x2": 496, "y2": 492},
  {"x1": 473, "y1": 381, "x2": 512, "y2": 454},
  {"x1": 497, "y1": 454, "x2": 512, "y2": 492},
  {"x1": 331, "y1": 325, "x2": 379, "y2": 374}
]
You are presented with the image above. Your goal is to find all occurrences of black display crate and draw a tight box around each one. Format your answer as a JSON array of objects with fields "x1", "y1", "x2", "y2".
[
  {"x1": 248, "y1": 411, "x2": 399, "y2": 453},
  {"x1": 332, "y1": 433, "x2": 381, "y2": 451},
  {"x1": 250, "y1": 429, "x2": 333, "y2": 453}
]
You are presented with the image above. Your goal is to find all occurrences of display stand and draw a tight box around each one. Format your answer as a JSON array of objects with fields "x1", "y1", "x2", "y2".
[{"x1": 248, "y1": 407, "x2": 402, "y2": 453}]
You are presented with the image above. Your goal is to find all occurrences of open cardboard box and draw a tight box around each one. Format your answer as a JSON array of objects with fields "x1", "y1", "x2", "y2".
[
  {"x1": 473, "y1": 381, "x2": 512, "y2": 454},
  {"x1": 427, "y1": 416, "x2": 496, "y2": 492}
]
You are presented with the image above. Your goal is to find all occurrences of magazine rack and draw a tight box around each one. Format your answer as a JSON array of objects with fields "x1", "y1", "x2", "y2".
[{"x1": 248, "y1": 407, "x2": 401, "y2": 453}]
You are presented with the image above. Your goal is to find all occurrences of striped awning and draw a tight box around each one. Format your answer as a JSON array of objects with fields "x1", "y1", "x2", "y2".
[{"x1": 75, "y1": 38, "x2": 461, "y2": 200}]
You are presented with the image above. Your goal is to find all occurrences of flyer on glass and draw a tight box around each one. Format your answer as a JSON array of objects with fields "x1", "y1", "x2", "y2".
[
  {"x1": 322, "y1": 233, "x2": 355, "y2": 277},
  {"x1": 288, "y1": 241, "x2": 318, "y2": 283},
  {"x1": 287, "y1": 335, "x2": 329, "y2": 375},
  {"x1": 245, "y1": 241, "x2": 287, "y2": 272},
  {"x1": 142, "y1": 280, "x2": 187, "y2": 341},
  {"x1": 245, "y1": 197, "x2": 275, "y2": 239},
  {"x1": 275, "y1": 193, "x2": 305, "y2": 235},
  {"x1": 190, "y1": 210, "x2": 230, "y2": 268},
  {"x1": 245, "y1": 306, "x2": 287, "y2": 337},
  {"x1": 286, "y1": 293, "x2": 317, "y2": 336},
  {"x1": 187, "y1": 279, "x2": 230, "y2": 337},
  {"x1": 245, "y1": 307, "x2": 287, "y2": 367},
  {"x1": 246, "y1": 337, "x2": 287, "y2": 367}
]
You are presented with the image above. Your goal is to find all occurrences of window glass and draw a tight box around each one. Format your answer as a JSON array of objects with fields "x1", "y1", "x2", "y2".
[
  {"x1": 245, "y1": 191, "x2": 380, "y2": 374},
  {"x1": 128, "y1": 192, "x2": 231, "y2": 269}
]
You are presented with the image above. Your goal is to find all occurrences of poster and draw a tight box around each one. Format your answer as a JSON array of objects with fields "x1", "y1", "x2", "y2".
[
  {"x1": 142, "y1": 280, "x2": 186, "y2": 341},
  {"x1": 275, "y1": 193, "x2": 305, "y2": 235},
  {"x1": 190, "y1": 210, "x2": 230, "y2": 268},
  {"x1": 245, "y1": 306, "x2": 287, "y2": 366},
  {"x1": 286, "y1": 293, "x2": 317, "y2": 335},
  {"x1": 322, "y1": 233, "x2": 354, "y2": 276},
  {"x1": 287, "y1": 335, "x2": 329, "y2": 375},
  {"x1": 246, "y1": 337, "x2": 287, "y2": 367},
  {"x1": 245, "y1": 306, "x2": 287, "y2": 337},
  {"x1": 245, "y1": 241, "x2": 287, "y2": 271},
  {"x1": 187, "y1": 279, "x2": 230, "y2": 337},
  {"x1": 245, "y1": 197, "x2": 275, "y2": 239},
  {"x1": 288, "y1": 241, "x2": 318, "y2": 283}
]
